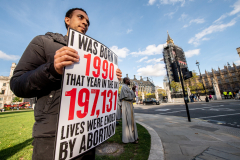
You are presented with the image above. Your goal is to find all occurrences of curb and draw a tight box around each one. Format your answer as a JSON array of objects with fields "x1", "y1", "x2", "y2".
[{"x1": 136, "y1": 120, "x2": 164, "y2": 160}]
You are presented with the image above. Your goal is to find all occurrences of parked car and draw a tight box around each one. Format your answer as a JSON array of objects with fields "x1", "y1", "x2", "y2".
[{"x1": 143, "y1": 98, "x2": 160, "y2": 105}]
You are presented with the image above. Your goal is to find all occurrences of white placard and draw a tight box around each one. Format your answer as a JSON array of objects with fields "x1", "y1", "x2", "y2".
[{"x1": 54, "y1": 28, "x2": 119, "y2": 160}]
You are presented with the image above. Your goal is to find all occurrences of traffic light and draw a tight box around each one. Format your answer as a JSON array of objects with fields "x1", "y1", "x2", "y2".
[
  {"x1": 171, "y1": 62, "x2": 180, "y2": 82},
  {"x1": 181, "y1": 68, "x2": 193, "y2": 80}
]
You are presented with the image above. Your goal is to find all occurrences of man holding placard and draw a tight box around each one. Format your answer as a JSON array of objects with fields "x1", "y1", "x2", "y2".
[
  {"x1": 120, "y1": 77, "x2": 139, "y2": 144},
  {"x1": 10, "y1": 8, "x2": 122, "y2": 160}
]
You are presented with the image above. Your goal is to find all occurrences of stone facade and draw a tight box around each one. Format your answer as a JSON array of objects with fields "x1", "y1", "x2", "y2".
[
  {"x1": 119, "y1": 74, "x2": 155, "y2": 93},
  {"x1": 0, "y1": 63, "x2": 17, "y2": 108},
  {"x1": 237, "y1": 47, "x2": 240, "y2": 57},
  {"x1": 185, "y1": 63, "x2": 240, "y2": 93}
]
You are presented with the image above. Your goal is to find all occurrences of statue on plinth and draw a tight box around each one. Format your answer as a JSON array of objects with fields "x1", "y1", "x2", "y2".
[
  {"x1": 142, "y1": 92, "x2": 145, "y2": 101},
  {"x1": 166, "y1": 87, "x2": 172, "y2": 103},
  {"x1": 187, "y1": 86, "x2": 191, "y2": 97},
  {"x1": 155, "y1": 89, "x2": 159, "y2": 100},
  {"x1": 213, "y1": 79, "x2": 222, "y2": 100}
]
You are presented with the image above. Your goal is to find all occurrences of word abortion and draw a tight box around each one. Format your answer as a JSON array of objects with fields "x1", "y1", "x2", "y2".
[{"x1": 59, "y1": 113, "x2": 116, "y2": 160}]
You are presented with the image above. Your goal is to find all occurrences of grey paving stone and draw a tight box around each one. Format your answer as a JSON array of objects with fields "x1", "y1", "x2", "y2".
[
  {"x1": 165, "y1": 154, "x2": 193, "y2": 160},
  {"x1": 163, "y1": 143, "x2": 182, "y2": 154},
  {"x1": 205, "y1": 148, "x2": 240, "y2": 160},
  {"x1": 179, "y1": 144, "x2": 208, "y2": 156},
  {"x1": 186, "y1": 133, "x2": 219, "y2": 142},
  {"x1": 196, "y1": 152, "x2": 226, "y2": 160},
  {"x1": 210, "y1": 146, "x2": 240, "y2": 154},
  {"x1": 158, "y1": 134, "x2": 190, "y2": 143},
  {"x1": 227, "y1": 142, "x2": 240, "y2": 149}
]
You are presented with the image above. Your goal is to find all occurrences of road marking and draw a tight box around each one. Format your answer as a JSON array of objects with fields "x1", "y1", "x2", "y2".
[
  {"x1": 220, "y1": 105, "x2": 224, "y2": 106},
  {"x1": 155, "y1": 109, "x2": 170, "y2": 111},
  {"x1": 197, "y1": 113, "x2": 240, "y2": 119},
  {"x1": 158, "y1": 106, "x2": 220, "y2": 114},
  {"x1": 209, "y1": 108, "x2": 235, "y2": 111}
]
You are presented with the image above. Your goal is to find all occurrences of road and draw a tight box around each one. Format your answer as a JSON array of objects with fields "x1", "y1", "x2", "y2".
[{"x1": 134, "y1": 101, "x2": 240, "y2": 129}]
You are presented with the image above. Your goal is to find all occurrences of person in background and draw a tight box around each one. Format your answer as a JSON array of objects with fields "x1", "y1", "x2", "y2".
[
  {"x1": 229, "y1": 91, "x2": 233, "y2": 99},
  {"x1": 197, "y1": 94, "x2": 202, "y2": 101},
  {"x1": 209, "y1": 95, "x2": 212, "y2": 101},
  {"x1": 120, "y1": 77, "x2": 138, "y2": 144}
]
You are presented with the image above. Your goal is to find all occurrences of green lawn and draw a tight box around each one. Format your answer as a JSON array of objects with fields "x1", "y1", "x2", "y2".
[
  {"x1": 0, "y1": 110, "x2": 34, "y2": 160},
  {"x1": 96, "y1": 120, "x2": 151, "y2": 160},
  {"x1": 0, "y1": 110, "x2": 151, "y2": 160}
]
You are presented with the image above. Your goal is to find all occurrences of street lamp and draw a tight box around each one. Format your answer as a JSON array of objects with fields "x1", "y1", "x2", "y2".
[{"x1": 196, "y1": 60, "x2": 208, "y2": 102}]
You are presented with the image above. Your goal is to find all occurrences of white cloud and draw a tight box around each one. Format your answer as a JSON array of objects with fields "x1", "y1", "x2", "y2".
[
  {"x1": 229, "y1": 0, "x2": 240, "y2": 16},
  {"x1": 148, "y1": 0, "x2": 157, "y2": 5},
  {"x1": 164, "y1": 12, "x2": 176, "y2": 18},
  {"x1": 214, "y1": 0, "x2": 240, "y2": 23},
  {"x1": 214, "y1": 14, "x2": 227, "y2": 23},
  {"x1": 149, "y1": 0, "x2": 188, "y2": 7},
  {"x1": 110, "y1": 46, "x2": 129, "y2": 59},
  {"x1": 0, "y1": 50, "x2": 20, "y2": 60},
  {"x1": 130, "y1": 43, "x2": 166, "y2": 56},
  {"x1": 188, "y1": 18, "x2": 236, "y2": 46},
  {"x1": 137, "y1": 56, "x2": 148, "y2": 62},
  {"x1": 184, "y1": 49, "x2": 200, "y2": 58},
  {"x1": 137, "y1": 63, "x2": 166, "y2": 77},
  {"x1": 235, "y1": 60, "x2": 240, "y2": 65},
  {"x1": 178, "y1": 13, "x2": 188, "y2": 21},
  {"x1": 160, "y1": 0, "x2": 186, "y2": 7},
  {"x1": 127, "y1": 29, "x2": 132, "y2": 34},
  {"x1": 183, "y1": 18, "x2": 205, "y2": 28},
  {"x1": 145, "y1": 58, "x2": 163, "y2": 63}
]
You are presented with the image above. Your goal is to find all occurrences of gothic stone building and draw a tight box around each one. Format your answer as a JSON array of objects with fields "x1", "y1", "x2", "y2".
[
  {"x1": 119, "y1": 74, "x2": 155, "y2": 93},
  {"x1": 185, "y1": 63, "x2": 240, "y2": 93},
  {"x1": 163, "y1": 32, "x2": 188, "y2": 84},
  {"x1": 0, "y1": 63, "x2": 17, "y2": 108}
]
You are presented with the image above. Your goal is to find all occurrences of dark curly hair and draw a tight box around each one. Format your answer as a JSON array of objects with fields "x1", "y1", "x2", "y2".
[
  {"x1": 123, "y1": 77, "x2": 129, "y2": 83},
  {"x1": 65, "y1": 8, "x2": 89, "y2": 29}
]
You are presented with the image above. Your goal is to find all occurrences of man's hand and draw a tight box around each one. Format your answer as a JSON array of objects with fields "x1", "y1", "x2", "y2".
[
  {"x1": 116, "y1": 68, "x2": 122, "y2": 81},
  {"x1": 54, "y1": 46, "x2": 79, "y2": 74}
]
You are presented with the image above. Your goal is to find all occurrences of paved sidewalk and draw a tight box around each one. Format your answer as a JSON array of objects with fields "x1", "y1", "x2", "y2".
[{"x1": 135, "y1": 113, "x2": 240, "y2": 160}]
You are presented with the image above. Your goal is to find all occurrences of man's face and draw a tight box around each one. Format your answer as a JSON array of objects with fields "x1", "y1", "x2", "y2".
[{"x1": 65, "y1": 10, "x2": 89, "y2": 34}]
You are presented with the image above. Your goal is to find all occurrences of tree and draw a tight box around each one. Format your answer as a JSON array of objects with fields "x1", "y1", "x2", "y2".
[
  {"x1": 157, "y1": 89, "x2": 166, "y2": 96},
  {"x1": 12, "y1": 97, "x2": 23, "y2": 102},
  {"x1": 170, "y1": 81, "x2": 182, "y2": 92},
  {"x1": 138, "y1": 90, "x2": 143, "y2": 100},
  {"x1": 118, "y1": 85, "x2": 122, "y2": 94},
  {"x1": 146, "y1": 93, "x2": 155, "y2": 99}
]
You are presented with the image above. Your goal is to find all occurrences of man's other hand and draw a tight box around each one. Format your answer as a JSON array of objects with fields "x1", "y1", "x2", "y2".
[
  {"x1": 54, "y1": 46, "x2": 79, "y2": 74},
  {"x1": 116, "y1": 68, "x2": 122, "y2": 81}
]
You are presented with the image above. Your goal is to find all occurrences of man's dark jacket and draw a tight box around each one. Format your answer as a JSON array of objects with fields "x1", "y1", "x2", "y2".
[{"x1": 10, "y1": 32, "x2": 68, "y2": 138}]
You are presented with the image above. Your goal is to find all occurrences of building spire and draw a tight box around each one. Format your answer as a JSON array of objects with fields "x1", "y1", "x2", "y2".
[{"x1": 167, "y1": 31, "x2": 174, "y2": 44}]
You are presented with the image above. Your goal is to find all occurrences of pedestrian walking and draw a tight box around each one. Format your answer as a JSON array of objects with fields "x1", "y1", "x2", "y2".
[
  {"x1": 197, "y1": 94, "x2": 202, "y2": 101},
  {"x1": 229, "y1": 91, "x2": 233, "y2": 99},
  {"x1": 223, "y1": 91, "x2": 227, "y2": 99},
  {"x1": 120, "y1": 77, "x2": 139, "y2": 144},
  {"x1": 209, "y1": 95, "x2": 212, "y2": 101}
]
